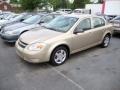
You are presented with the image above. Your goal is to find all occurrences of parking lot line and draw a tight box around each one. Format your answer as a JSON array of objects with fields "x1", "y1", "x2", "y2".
[{"x1": 49, "y1": 65, "x2": 84, "y2": 90}]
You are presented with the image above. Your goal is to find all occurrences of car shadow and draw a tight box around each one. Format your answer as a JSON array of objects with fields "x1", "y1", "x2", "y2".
[
  {"x1": 18, "y1": 45, "x2": 101, "y2": 69},
  {"x1": 113, "y1": 33, "x2": 120, "y2": 38},
  {"x1": 68, "y1": 45, "x2": 101, "y2": 60},
  {"x1": 18, "y1": 56, "x2": 52, "y2": 70},
  {"x1": 4, "y1": 42, "x2": 15, "y2": 47}
]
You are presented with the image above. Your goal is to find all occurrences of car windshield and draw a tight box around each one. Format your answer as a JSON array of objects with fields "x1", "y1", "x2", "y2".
[
  {"x1": 5, "y1": 14, "x2": 16, "y2": 20},
  {"x1": 10, "y1": 14, "x2": 24, "y2": 21},
  {"x1": 114, "y1": 16, "x2": 120, "y2": 20},
  {"x1": 42, "y1": 16, "x2": 78, "y2": 32},
  {"x1": 22, "y1": 15, "x2": 41, "y2": 24}
]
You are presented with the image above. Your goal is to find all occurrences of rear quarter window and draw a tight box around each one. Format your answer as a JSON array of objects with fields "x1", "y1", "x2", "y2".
[{"x1": 93, "y1": 17, "x2": 105, "y2": 28}]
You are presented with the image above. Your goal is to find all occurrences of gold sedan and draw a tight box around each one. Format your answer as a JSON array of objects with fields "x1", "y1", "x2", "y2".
[{"x1": 16, "y1": 14, "x2": 113, "y2": 66}]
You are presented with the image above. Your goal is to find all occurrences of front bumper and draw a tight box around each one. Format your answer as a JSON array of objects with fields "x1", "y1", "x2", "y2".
[
  {"x1": 113, "y1": 27, "x2": 120, "y2": 34},
  {"x1": 16, "y1": 41, "x2": 50, "y2": 63},
  {"x1": 1, "y1": 33, "x2": 19, "y2": 43}
]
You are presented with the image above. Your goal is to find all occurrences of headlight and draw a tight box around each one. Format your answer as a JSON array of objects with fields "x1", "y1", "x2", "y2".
[{"x1": 27, "y1": 43, "x2": 46, "y2": 51}]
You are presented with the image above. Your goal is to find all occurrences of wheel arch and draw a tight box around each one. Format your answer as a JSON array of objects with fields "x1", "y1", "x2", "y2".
[
  {"x1": 105, "y1": 33, "x2": 112, "y2": 38},
  {"x1": 20, "y1": 30, "x2": 29, "y2": 35},
  {"x1": 102, "y1": 31, "x2": 112, "y2": 40},
  {"x1": 48, "y1": 43, "x2": 70, "y2": 61}
]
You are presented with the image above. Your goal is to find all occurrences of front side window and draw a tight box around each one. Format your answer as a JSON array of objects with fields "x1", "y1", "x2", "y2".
[
  {"x1": 42, "y1": 16, "x2": 78, "y2": 32},
  {"x1": 93, "y1": 17, "x2": 105, "y2": 28},
  {"x1": 77, "y1": 18, "x2": 91, "y2": 32}
]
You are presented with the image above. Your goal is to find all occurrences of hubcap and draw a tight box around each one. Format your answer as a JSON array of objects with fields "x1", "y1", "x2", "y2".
[
  {"x1": 54, "y1": 49, "x2": 67, "y2": 64},
  {"x1": 104, "y1": 36, "x2": 110, "y2": 46}
]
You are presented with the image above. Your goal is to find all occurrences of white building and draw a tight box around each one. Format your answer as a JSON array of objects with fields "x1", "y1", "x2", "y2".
[{"x1": 86, "y1": 0, "x2": 120, "y2": 16}]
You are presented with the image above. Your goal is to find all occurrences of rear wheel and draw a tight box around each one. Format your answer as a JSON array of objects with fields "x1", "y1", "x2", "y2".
[
  {"x1": 101, "y1": 35, "x2": 111, "y2": 48},
  {"x1": 50, "y1": 46, "x2": 69, "y2": 66}
]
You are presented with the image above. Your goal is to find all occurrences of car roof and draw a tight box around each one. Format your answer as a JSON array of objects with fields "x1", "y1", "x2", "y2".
[
  {"x1": 63, "y1": 14, "x2": 105, "y2": 20},
  {"x1": 64, "y1": 14, "x2": 92, "y2": 18}
]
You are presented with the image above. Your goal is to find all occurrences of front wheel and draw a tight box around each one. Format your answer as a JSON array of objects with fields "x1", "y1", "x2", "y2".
[
  {"x1": 101, "y1": 35, "x2": 111, "y2": 48},
  {"x1": 50, "y1": 46, "x2": 69, "y2": 66}
]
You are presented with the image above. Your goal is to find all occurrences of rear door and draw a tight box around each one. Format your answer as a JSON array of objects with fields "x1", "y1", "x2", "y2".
[{"x1": 90, "y1": 17, "x2": 106, "y2": 44}]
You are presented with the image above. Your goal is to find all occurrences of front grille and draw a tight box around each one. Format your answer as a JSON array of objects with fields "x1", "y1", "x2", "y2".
[{"x1": 18, "y1": 40, "x2": 28, "y2": 48}]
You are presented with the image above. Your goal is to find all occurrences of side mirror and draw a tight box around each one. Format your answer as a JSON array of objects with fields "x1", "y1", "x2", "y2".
[
  {"x1": 73, "y1": 28, "x2": 84, "y2": 34},
  {"x1": 39, "y1": 20, "x2": 44, "y2": 24},
  {"x1": 20, "y1": 19, "x2": 24, "y2": 22}
]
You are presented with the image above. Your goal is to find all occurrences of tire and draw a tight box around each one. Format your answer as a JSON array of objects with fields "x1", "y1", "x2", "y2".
[
  {"x1": 101, "y1": 34, "x2": 111, "y2": 48},
  {"x1": 50, "y1": 46, "x2": 69, "y2": 66}
]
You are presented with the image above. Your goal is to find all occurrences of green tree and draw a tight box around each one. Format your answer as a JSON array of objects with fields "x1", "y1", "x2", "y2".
[
  {"x1": 98, "y1": 0, "x2": 103, "y2": 3},
  {"x1": 72, "y1": 0, "x2": 90, "y2": 9},
  {"x1": 10, "y1": 0, "x2": 19, "y2": 4},
  {"x1": 20, "y1": 0, "x2": 41, "y2": 11},
  {"x1": 60, "y1": 0, "x2": 67, "y2": 9},
  {"x1": 49, "y1": 0, "x2": 61, "y2": 10},
  {"x1": 49, "y1": 0, "x2": 70, "y2": 10}
]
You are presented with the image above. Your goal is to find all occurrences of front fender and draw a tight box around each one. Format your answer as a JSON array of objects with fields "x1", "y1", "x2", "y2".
[{"x1": 47, "y1": 41, "x2": 70, "y2": 60}]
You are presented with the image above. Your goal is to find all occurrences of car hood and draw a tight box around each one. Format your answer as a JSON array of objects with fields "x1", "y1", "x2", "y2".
[
  {"x1": 3, "y1": 22, "x2": 29, "y2": 32},
  {"x1": 20, "y1": 28, "x2": 62, "y2": 44}
]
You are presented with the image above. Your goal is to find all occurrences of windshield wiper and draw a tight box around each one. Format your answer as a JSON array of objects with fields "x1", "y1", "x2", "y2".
[{"x1": 48, "y1": 27, "x2": 57, "y2": 31}]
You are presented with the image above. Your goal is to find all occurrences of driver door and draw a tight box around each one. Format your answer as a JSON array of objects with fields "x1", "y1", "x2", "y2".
[{"x1": 71, "y1": 18, "x2": 93, "y2": 53}]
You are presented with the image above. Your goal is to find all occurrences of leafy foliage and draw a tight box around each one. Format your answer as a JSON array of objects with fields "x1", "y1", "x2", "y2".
[
  {"x1": 20, "y1": 0, "x2": 41, "y2": 11},
  {"x1": 19, "y1": 0, "x2": 90, "y2": 11},
  {"x1": 10, "y1": 0, "x2": 19, "y2": 4},
  {"x1": 49, "y1": 0, "x2": 70, "y2": 10},
  {"x1": 72, "y1": 0, "x2": 90, "y2": 9},
  {"x1": 98, "y1": 0, "x2": 103, "y2": 3}
]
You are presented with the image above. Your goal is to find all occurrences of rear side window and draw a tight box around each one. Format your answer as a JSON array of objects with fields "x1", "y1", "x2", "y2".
[{"x1": 93, "y1": 17, "x2": 105, "y2": 28}]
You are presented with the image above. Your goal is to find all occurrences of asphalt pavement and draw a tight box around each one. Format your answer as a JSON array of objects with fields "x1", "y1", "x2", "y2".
[{"x1": 0, "y1": 36, "x2": 120, "y2": 90}]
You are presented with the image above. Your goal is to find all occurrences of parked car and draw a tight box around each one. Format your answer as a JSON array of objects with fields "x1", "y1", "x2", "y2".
[
  {"x1": 0, "y1": 13, "x2": 18, "y2": 28},
  {"x1": 16, "y1": 14, "x2": 113, "y2": 66},
  {"x1": 0, "y1": 12, "x2": 15, "y2": 20},
  {"x1": 0, "y1": 13, "x2": 31, "y2": 30},
  {"x1": 1, "y1": 14, "x2": 59, "y2": 43},
  {"x1": 3, "y1": 13, "x2": 17, "y2": 20},
  {"x1": 110, "y1": 16, "x2": 120, "y2": 34},
  {"x1": 96, "y1": 14, "x2": 112, "y2": 22},
  {"x1": 72, "y1": 9, "x2": 91, "y2": 14},
  {"x1": 56, "y1": 9, "x2": 72, "y2": 14}
]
